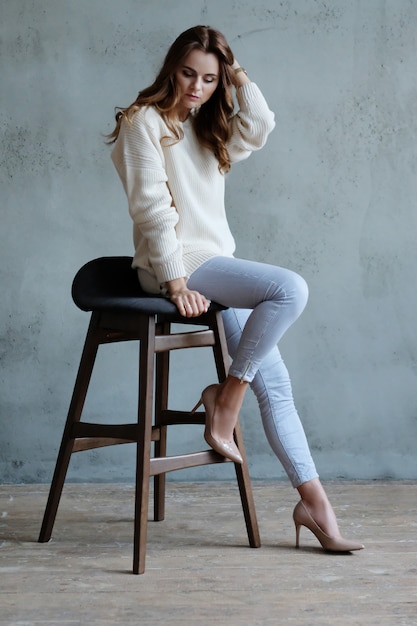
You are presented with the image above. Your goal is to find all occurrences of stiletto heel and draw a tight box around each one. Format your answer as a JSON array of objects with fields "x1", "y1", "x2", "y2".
[
  {"x1": 293, "y1": 500, "x2": 364, "y2": 552},
  {"x1": 190, "y1": 398, "x2": 203, "y2": 414},
  {"x1": 295, "y1": 522, "x2": 301, "y2": 549},
  {"x1": 190, "y1": 384, "x2": 243, "y2": 464}
]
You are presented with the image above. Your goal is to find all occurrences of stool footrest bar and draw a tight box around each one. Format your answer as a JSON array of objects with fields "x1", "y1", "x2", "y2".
[{"x1": 150, "y1": 450, "x2": 228, "y2": 476}]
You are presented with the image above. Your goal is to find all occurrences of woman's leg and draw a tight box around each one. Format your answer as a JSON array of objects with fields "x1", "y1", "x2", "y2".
[
  {"x1": 187, "y1": 255, "x2": 309, "y2": 466},
  {"x1": 187, "y1": 256, "x2": 307, "y2": 447}
]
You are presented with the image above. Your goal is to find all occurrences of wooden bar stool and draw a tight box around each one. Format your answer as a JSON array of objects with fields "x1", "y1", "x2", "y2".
[{"x1": 38, "y1": 256, "x2": 260, "y2": 574}]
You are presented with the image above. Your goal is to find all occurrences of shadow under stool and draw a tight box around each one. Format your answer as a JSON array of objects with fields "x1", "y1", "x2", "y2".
[{"x1": 38, "y1": 256, "x2": 260, "y2": 574}]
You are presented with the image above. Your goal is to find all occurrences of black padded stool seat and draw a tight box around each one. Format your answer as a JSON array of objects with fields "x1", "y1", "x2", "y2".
[
  {"x1": 72, "y1": 256, "x2": 219, "y2": 317},
  {"x1": 39, "y1": 256, "x2": 260, "y2": 574}
]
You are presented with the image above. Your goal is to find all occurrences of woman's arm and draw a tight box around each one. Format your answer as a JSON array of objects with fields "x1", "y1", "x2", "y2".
[
  {"x1": 112, "y1": 109, "x2": 186, "y2": 284},
  {"x1": 112, "y1": 109, "x2": 210, "y2": 317},
  {"x1": 226, "y1": 61, "x2": 275, "y2": 163}
]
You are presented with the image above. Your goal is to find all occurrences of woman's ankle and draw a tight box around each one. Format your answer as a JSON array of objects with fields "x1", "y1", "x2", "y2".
[
  {"x1": 297, "y1": 478, "x2": 328, "y2": 505},
  {"x1": 297, "y1": 479, "x2": 341, "y2": 537},
  {"x1": 217, "y1": 376, "x2": 248, "y2": 410},
  {"x1": 208, "y1": 378, "x2": 247, "y2": 440}
]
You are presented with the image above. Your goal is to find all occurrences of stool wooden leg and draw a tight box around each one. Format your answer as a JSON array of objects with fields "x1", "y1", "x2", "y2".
[
  {"x1": 39, "y1": 313, "x2": 100, "y2": 543},
  {"x1": 133, "y1": 316, "x2": 156, "y2": 575},
  {"x1": 153, "y1": 340, "x2": 170, "y2": 522},
  {"x1": 211, "y1": 310, "x2": 261, "y2": 548},
  {"x1": 232, "y1": 422, "x2": 261, "y2": 548}
]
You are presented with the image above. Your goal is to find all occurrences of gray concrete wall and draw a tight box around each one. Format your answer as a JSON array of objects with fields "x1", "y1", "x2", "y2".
[{"x1": 1, "y1": 0, "x2": 416, "y2": 484}]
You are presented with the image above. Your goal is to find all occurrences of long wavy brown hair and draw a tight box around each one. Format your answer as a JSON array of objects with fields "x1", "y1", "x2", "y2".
[{"x1": 107, "y1": 25, "x2": 235, "y2": 171}]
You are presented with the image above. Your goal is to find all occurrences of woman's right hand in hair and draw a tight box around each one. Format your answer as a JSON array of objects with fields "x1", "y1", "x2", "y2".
[
  {"x1": 230, "y1": 58, "x2": 250, "y2": 87},
  {"x1": 166, "y1": 278, "x2": 211, "y2": 317}
]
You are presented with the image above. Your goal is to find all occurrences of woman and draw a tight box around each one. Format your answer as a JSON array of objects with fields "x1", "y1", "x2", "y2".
[{"x1": 109, "y1": 25, "x2": 364, "y2": 552}]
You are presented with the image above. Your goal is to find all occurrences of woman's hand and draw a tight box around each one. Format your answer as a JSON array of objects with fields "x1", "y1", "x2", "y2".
[
  {"x1": 230, "y1": 58, "x2": 250, "y2": 87},
  {"x1": 166, "y1": 277, "x2": 211, "y2": 317}
]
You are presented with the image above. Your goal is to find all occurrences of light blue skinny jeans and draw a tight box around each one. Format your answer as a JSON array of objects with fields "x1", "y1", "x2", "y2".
[{"x1": 187, "y1": 256, "x2": 319, "y2": 488}]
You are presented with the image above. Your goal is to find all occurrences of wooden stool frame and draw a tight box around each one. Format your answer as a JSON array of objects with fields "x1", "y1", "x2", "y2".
[{"x1": 38, "y1": 306, "x2": 260, "y2": 574}]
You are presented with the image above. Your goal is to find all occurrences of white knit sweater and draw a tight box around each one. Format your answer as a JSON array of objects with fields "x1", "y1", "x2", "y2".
[{"x1": 111, "y1": 82, "x2": 275, "y2": 293}]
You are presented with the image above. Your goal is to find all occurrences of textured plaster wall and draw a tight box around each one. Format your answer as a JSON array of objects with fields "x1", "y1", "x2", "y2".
[{"x1": 1, "y1": 0, "x2": 416, "y2": 484}]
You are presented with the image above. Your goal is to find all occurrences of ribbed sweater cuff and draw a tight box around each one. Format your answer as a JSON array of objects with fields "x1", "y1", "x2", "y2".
[{"x1": 154, "y1": 259, "x2": 188, "y2": 284}]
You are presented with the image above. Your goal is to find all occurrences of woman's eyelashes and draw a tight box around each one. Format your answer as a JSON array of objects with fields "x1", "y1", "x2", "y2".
[{"x1": 182, "y1": 70, "x2": 216, "y2": 83}]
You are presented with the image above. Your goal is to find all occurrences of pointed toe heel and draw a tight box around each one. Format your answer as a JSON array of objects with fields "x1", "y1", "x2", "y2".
[
  {"x1": 190, "y1": 398, "x2": 203, "y2": 414},
  {"x1": 293, "y1": 500, "x2": 365, "y2": 553},
  {"x1": 203, "y1": 432, "x2": 243, "y2": 464}
]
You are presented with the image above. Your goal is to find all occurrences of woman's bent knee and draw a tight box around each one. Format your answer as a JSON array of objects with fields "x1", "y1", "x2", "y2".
[
  {"x1": 273, "y1": 268, "x2": 309, "y2": 314},
  {"x1": 292, "y1": 271, "x2": 309, "y2": 309}
]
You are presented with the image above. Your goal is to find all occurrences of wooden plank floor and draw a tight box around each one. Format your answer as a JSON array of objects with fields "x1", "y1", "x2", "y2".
[{"x1": 1, "y1": 481, "x2": 416, "y2": 625}]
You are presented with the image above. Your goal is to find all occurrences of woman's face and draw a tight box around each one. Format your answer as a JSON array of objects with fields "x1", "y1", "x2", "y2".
[{"x1": 174, "y1": 49, "x2": 220, "y2": 120}]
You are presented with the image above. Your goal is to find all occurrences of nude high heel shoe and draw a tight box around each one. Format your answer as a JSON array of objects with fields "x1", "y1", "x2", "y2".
[
  {"x1": 191, "y1": 384, "x2": 243, "y2": 464},
  {"x1": 293, "y1": 500, "x2": 365, "y2": 552}
]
